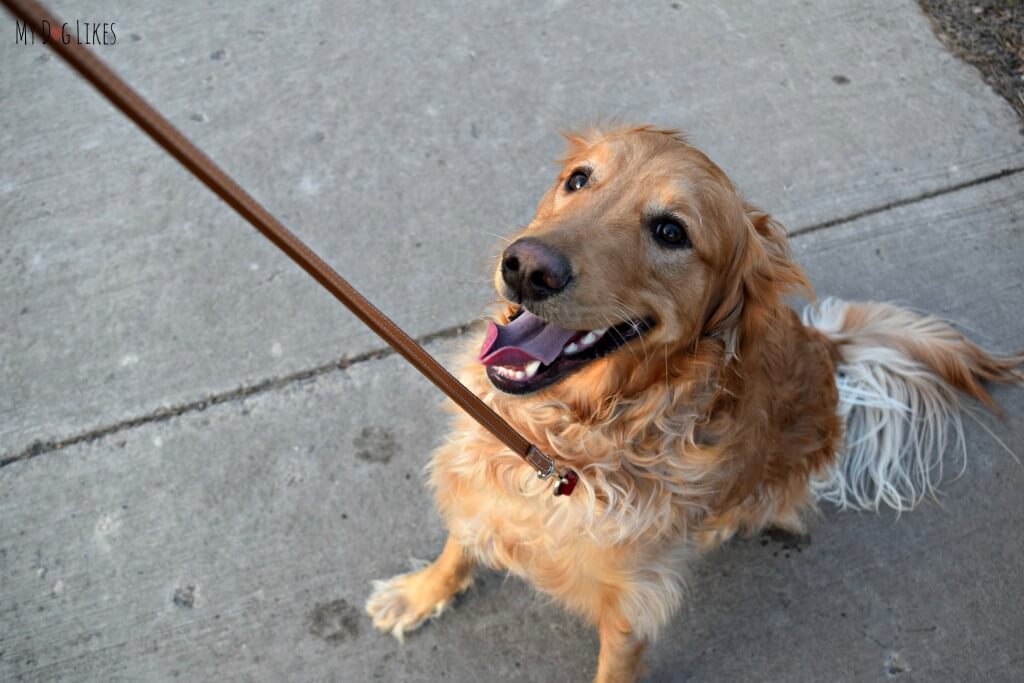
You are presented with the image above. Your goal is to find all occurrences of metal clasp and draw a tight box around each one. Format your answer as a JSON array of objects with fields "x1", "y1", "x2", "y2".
[{"x1": 525, "y1": 445, "x2": 557, "y2": 479}]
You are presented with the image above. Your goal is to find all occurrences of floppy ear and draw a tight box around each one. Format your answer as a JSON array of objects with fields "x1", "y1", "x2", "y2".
[
  {"x1": 745, "y1": 208, "x2": 813, "y2": 301},
  {"x1": 703, "y1": 206, "x2": 813, "y2": 343}
]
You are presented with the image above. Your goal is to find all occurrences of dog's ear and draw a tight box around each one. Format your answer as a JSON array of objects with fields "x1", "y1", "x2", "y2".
[
  {"x1": 745, "y1": 208, "x2": 813, "y2": 301},
  {"x1": 703, "y1": 207, "x2": 812, "y2": 342}
]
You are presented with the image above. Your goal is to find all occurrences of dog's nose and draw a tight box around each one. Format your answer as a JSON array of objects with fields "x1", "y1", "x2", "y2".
[{"x1": 501, "y1": 238, "x2": 572, "y2": 301}]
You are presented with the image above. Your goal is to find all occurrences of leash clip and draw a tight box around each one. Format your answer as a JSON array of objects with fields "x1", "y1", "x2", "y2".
[
  {"x1": 525, "y1": 446, "x2": 577, "y2": 496},
  {"x1": 526, "y1": 445, "x2": 556, "y2": 479}
]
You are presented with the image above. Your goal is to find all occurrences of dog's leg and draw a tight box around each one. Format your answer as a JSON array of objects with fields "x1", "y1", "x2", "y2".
[
  {"x1": 365, "y1": 535, "x2": 475, "y2": 640},
  {"x1": 594, "y1": 613, "x2": 646, "y2": 683}
]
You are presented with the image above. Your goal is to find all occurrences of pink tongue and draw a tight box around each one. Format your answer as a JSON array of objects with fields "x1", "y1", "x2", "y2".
[{"x1": 478, "y1": 311, "x2": 578, "y2": 367}]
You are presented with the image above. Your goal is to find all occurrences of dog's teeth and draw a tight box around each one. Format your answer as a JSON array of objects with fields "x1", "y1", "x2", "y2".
[
  {"x1": 563, "y1": 341, "x2": 580, "y2": 355},
  {"x1": 496, "y1": 365, "x2": 523, "y2": 379},
  {"x1": 513, "y1": 370, "x2": 526, "y2": 381},
  {"x1": 524, "y1": 361, "x2": 541, "y2": 378},
  {"x1": 580, "y1": 330, "x2": 601, "y2": 347}
]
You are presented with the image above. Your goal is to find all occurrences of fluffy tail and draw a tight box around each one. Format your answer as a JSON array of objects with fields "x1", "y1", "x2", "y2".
[{"x1": 802, "y1": 298, "x2": 1023, "y2": 512}]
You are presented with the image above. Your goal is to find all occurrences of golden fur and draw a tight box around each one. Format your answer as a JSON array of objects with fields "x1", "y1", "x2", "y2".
[{"x1": 366, "y1": 127, "x2": 1023, "y2": 682}]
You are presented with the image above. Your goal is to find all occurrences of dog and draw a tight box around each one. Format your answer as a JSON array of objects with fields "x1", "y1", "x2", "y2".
[{"x1": 365, "y1": 126, "x2": 1022, "y2": 682}]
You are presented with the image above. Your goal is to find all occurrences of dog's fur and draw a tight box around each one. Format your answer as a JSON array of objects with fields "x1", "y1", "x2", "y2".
[{"x1": 366, "y1": 127, "x2": 1023, "y2": 682}]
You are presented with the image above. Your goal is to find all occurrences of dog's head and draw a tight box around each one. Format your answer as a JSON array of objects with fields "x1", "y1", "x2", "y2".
[{"x1": 480, "y1": 126, "x2": 810, "y2": 398}]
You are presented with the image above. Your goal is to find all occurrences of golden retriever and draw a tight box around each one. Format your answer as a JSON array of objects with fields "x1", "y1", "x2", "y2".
[{"x1": 366, "y1": 126, "x2": 1022, "y2": 682}]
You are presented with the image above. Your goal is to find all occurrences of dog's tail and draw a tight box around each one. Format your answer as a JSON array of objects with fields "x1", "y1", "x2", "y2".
[{"x1": 802, "y1": 298, "x2": 1023, "y2": 512}]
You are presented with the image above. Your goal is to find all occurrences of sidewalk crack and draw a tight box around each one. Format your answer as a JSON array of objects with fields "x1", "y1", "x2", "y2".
[
  {"x1": 789, "y1": 165, "x2": 1024, "y2": 238},
  {"x1": 3, "y1": 165, "x2": 1022, "y2": 468},
  {"x1": 0, "y1": 321, "x2": 479, "y2": 468}
]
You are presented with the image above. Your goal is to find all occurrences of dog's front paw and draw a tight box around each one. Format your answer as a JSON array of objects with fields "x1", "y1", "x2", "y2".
[{"x1": 365, "y1": 565, "x2": 471, "y2": 641}]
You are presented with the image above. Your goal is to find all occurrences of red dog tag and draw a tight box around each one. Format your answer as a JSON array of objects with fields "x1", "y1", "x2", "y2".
[{"x1": 553, "y1": 470, "x2": 578, "y2": 496}]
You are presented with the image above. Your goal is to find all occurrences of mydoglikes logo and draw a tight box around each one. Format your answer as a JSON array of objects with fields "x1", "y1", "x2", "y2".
[{"x1": 15, "y1": 19, "x2": 117, "y2": 46}]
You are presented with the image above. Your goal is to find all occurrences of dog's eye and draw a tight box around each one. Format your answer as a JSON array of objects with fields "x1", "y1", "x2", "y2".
[
  {"x1": 652, "y1": 219, "x2": 690, "y2": 248},
  {"x1": 565, "y1": 170, "x2": 590, "y2": 192}
]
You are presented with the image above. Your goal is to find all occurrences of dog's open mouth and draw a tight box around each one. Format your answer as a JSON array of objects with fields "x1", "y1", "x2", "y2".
[{"x1": 479, "y1": 309, "x2": 655, "y2": 394}]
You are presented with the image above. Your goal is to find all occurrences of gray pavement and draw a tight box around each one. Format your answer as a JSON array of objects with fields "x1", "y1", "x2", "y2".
[{"x1": 1, "y1": 1, "x2": 1023, "y2": 681}]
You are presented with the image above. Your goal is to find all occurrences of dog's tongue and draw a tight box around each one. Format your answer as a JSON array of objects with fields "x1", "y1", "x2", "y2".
[{"x1": 479, "y1": 311, "x2": 577, "y2": 367}]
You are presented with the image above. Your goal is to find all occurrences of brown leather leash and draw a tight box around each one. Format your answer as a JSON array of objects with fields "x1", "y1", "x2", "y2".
[{"x1": 4, "y1": 0, "x2": 578, "y2": 496}]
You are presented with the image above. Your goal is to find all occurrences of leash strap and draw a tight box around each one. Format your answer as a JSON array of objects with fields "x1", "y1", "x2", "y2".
[{"x1": 4, "y1": 0, "x2": 578, "y2": 496}]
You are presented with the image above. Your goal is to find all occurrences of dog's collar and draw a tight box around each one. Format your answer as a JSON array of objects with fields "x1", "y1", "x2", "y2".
[
  {"x1": 715, "y1": 326, "x2": 739, "y2": 364},
  {"x1": 703, "y1": 300, "x2": 741, "y2": 364}
]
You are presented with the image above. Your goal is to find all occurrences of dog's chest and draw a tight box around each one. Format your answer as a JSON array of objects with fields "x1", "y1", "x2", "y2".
[
  {"x1": 429, "y1": 432, "x2": 611, "y2": 579},
  {"x1": 443, "y1": 467, "x2": 582, "y2": 572}
]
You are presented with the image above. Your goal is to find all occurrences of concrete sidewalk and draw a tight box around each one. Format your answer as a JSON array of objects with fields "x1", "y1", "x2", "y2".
[{"x1": 2, "y1": 1, "x2": 1023, "y2": 681}]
